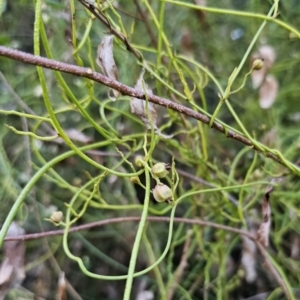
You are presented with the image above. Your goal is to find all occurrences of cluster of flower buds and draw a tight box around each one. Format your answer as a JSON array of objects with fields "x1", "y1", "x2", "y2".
[
  {"x1": 152, "y1": 162, "x2": 172, "y2": 203},
  {"x1": 132, "y1": 158, "x2": 173, "y2": 203}
]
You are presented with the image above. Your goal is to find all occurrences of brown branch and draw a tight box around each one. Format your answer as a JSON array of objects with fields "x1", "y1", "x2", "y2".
[
  {"x1": 4, "y1": 216, "x2": 289, "y2": 297},
  {"x1": 4, "y1": 216, "x2": 255, "y2": 241},
  {"x1": 0, "y1": 45, "x2": 298, "y2": 174}
]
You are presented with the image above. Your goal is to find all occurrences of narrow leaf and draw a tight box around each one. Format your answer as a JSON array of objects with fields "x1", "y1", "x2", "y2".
[
  {"x1": 131, "y1": 70, "x2": 173, "y2": 139},
  {"x1": 96, "y1": 35, "x2": 120, "y2": 101},
  {"x1": 256, "y1": 181, "x2": 282, "y2": 247}
]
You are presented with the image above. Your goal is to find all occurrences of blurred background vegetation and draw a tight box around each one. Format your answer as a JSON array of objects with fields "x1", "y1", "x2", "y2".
[{"x1": 1, "y1": 0, "x2": 300, "y2": 299}]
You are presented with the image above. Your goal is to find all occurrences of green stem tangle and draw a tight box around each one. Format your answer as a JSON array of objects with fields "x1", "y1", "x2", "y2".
[
  {"x1": 0, "y1": 1, "x2": 298, "y2": 300},
  {"x1": 62, "y1": 134, "x2": 179, "y2": 300},
  {"x1": 209, "y1": 2, "x2": 277, "y2": 128}
]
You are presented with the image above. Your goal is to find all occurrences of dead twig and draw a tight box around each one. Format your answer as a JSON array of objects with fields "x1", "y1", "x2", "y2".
[
  {"x1": 256, "y1": 241, "x2": 291, "y2": 300},
  {"x1": 4, "y1": 216, "x2": 289, "y2": 298},
  {"x1": 4, "y1": 216, "x2": 255, "y2": 241}
]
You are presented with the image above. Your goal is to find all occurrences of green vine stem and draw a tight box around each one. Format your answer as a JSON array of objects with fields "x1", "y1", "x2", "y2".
[
  {"x1": 123, "y1": 165, "x2": 151, "y2": 300},
  {"x1": 34, "y1": 0, "x2": 142, "y2": 179},
  {"x1": 209, "y1": 2, "x2": 276, "y2": 127},
  {"x1": 60, "y1": 180, "x2": 269, "y2": 283},
  {"x1": 5, "y1": 124, "x2": 59, "y2": 141},
  {"x1": 0, "y1": 140, "x2": 114, "y2": 248},
  {"x1": 163, "y1": 0, "x2": 300, "y2": 38},
  {"x1": 39, "y1": 20, "x2": 115, "y2": 141}
]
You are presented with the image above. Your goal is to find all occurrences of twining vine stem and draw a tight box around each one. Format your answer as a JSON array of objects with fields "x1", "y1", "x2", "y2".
[{"x1": 0, "y1": 45, "x2": 298, "y2": 174}]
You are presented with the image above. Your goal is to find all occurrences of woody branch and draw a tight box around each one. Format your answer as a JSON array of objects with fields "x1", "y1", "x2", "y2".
[{"x1": 0, "y1": 45, "x2": 295, "y2": 172}]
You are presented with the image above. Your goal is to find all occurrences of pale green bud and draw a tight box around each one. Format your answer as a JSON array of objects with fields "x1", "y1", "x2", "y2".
[
  {"x1": 50, "y1": 211, "x2": 63, "y2": 223},
  {"x1": 153, "y1": 183, "x2": 172, "y2": 203},
  {"x1": 135, "y1": 156, "x2": 144, "y2": 168},
  {"x1": 252, "y1": 58, "x2": 264, "y2": 70},
  {"x1": 130, "y1": 176, "x2": 139, "y2": 184},
  {"x1": 152, "y1": 163, "x2": 169, "y2": 178}
]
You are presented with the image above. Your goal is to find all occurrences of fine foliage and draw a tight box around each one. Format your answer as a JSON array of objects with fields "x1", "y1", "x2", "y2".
[{"x1": 0, "y1": 1, "x2": 300, "y2": 299}]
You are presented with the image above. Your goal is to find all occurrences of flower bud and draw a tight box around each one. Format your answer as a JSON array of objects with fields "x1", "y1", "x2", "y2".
[
  {"x1": 153, "y1": 183, "x2": 172, "y2": 203},
  {"x1": 152, "y1": 163, "x2": 170, "y2": 178},
  {"x1": 130, "y1": 176, "x2": 139, "y2": 184},
  {"x1": 135, "y1": 156, "x2": 144, "y2": 168},
  {"x1": 50, "y1": 211, "x2": 64, "y2": 223},
  {"x1": 252, "y1": 58, "x2": 264, "y2": 70}
]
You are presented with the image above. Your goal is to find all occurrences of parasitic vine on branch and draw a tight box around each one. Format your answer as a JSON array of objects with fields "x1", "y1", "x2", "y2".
[{"x1": 0, "y1": 45, "x2": 298, "y2": 174}]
